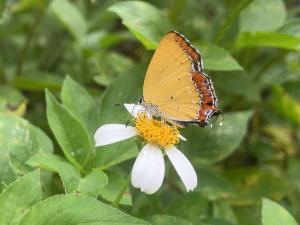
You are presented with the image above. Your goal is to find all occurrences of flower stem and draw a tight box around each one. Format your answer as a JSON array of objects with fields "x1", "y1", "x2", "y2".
[{"x1": 113, "y1": 174, "x2": 131, "y2": 208}]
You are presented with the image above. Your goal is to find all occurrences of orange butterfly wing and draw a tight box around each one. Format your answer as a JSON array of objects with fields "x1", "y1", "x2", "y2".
[{"x1": 143, "y1": 31, "x2": 219, "y2": 126}]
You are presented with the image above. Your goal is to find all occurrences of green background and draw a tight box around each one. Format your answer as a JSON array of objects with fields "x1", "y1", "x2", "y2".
[{"x1": 0, "y1": 0, "x2": 300, "y2": 224}]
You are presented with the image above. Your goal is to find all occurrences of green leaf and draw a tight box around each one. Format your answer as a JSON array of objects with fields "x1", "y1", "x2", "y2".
[
  {"x1": 13, "y1": 71, "x2": 63, "y2": 92},
  {"x1": 95, "y1": 65, "x2": 145, "y2": 169},
  {"x1": 166, "y1": 192, "x2": 208, "y2": 222},
  {"x1": 50, "y1": 0, "x2": 87, "y2": 42},
  {"x1": 95, "y1": 140, "x2": 138, "y2": 170},
  {"x1": 0, "y1": 113, "x2": 53, "y2": 191},
  {"x1": 280, "y1": 18, "x2": 300, "y2": 38},
  {"x1": 287, "y1": 159, "x2": 300, "y2": 192},
  {"x1": 19, "y1": 194, "x2": 150, "y2": 225},
  {"x1": 214, "y1": 0, "x2": 253, "y2": 44},
  {"x1": 236, "y1": 32, "x2": 300, "y2": 50},
  {"x1": 45, "y1": 90, "x2": 94, "y2": 172},
  {"x1": 270, "y1": 85, "x2": 300, "y2": 126},
  {"x1": 0, "y1": 170, "x2": 42, "y2": 225},
  {"x1": 199, "y1": 43, "x2": 243, "y2": 71},
  {"x1": 100, "y1": 171, "x2": 131, "y2": 206},
  {"x1": 92, "y1": 52, "x2": 134, "y2": 86},
  {"x1": 0, "y1": 85, "x2": 26, "y2": 115},
  {"x1": 181, "y1": 111, "x2": 252, "y2": 164},
  {"x1": 199, "y1": 217, "x2": 235, "y2": 225},
  {"x1": 262, "y1": 198, "x2": 298, "y2": 225},
  {"x1": 196, "y1": 166, "x2": 235, "y2": 200},
  {"x1": 109, "y1": 1, "x2": 172, "y2": 49},
  {"x1": 27, "y1": 153, "x2": 80, "y2": 193},
  {"x1": 239, "y1": 0, "x2": 286, "y2": 32},
  {"x1": 147, "y1": 215, "x2": 192, "y2": 225},
  {"x1": 61, "y1": 76, "x2": 99, "y2": 135},
  {"x1": 78, "y1": 170, "x2": 108, "y2": 198},
  {"x1": 98, "y1": 65, "x2": 144, "y2": 124},
  {"x1": 213, "y1": 201, "x2": 238, "y2": 225},
  {"x1": 28, "y1": 153, "x2": 108, "y2": 197},
  {"x1": 233, "y1": 205, "x2": 261, "y2": 225},
  {"x1": 225, "y1": 168, "x2": 290, "y2": 205}
]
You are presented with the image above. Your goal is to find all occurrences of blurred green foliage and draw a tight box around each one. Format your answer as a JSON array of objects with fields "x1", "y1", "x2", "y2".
[{"x1": 0, "y1": 0, "x2": 300, "y2": 224}]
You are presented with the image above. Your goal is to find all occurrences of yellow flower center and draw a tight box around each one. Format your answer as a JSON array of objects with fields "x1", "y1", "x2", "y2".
[{"x1": 134, "y1": 113, "x2": 180, "y2": 148}]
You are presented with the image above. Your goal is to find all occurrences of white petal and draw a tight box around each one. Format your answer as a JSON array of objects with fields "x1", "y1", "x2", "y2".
[
  {"x1": 131, "y1": 144, "x2": 165, "y2": 194},
  {"x1": 165, "y1": 147, "x2": 197, "y2": 191},
  {"x1": 124, "y1": 103, "x2": 148, "y2": 117},
  {"x1": 179, "y1": 135, "x2": 187, "y2": 141},
  {"x1": 94, "y1": 124, "x2": 137, "y2": 147}
]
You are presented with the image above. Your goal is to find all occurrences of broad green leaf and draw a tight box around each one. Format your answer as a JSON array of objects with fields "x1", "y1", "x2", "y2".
[
  {"x1": 12, "y1": 0, "x2": 47, "y2": 12},
  {"x1": 0, "y1": 113, "x2": 53, "y2": 191},
  {"x1": 196, "y1": 166, "x2": 235, "y2": 200},
  {"x1": 225, "y1": 168, "x2": 290, "y2": 205},
  {"x1": 45, "y1": 90, "x2": 94, "y2": 172},
  {"x1": 0, "y1": 170, "x2": 42, "y2": 225},
  {"x1": 236, "y1": 32, "x2": 300, "y2": 50},
  {"x1": 200, "y1": 217, "x2": 236, "y2": 225},
  {"x1": 0, "y1": 85, "x2": 26, "y2": 115},
  {"x1": 214, "y1": 0, "x2": 253, "y2": 44},
  {"x1": 98, "y1": 65, "x2": 144, "y2": 124},
  {"x1": 199, "y1": 43, "x2": 243, "y2": 71},
  {"x1": 233, "y1": 205, "x2": 261, "y2": 225},
  {"x1": 109, "y1": 1, "x2": 172, "y2": 49},
  {"x1": 166, "y1": 192, "x2": 208, "y2": 222},
  {"x1": 95, "y1": 66, "x2": 145, "y2": 168},
  {"x1": 28, "y1": 153, "x2": 108, "y2": 197},
  {"x1": 82, "y1": 31, "x2": 132, "y2": 51},
  {"x1": 262, "y1": 125, "x2": 296, "y2": 156},
  {"x1": 27, "y1": 153, "x2": 80, "y2": 193},
  {"x1": 100, "y1": 171, "x2": 131, "y2": 205},
  {"x1": 262, "y1": 198, "x2": 298, "y2": 225},
  {"x1": 92, "y1": 52, "x2": 134, "y2": 86},
  {"x1": 78, "y1": 170, "x2": 108, "y2": 198},
  {"x1": 287, "y1": 159, "x2": 300, "y2": 192},
  {"x1": 13, "y1": 71, "x2": 63, "y2": 92},
  {"x1": 50, "y1": 0, "x2": 87, "y2": 42},
  {"x1": 181, "y1": 111, "x2": 252, "y2": 164},
  {"x1": 61, "y1": 76, "x2": 99, "y2": 135},
  {"x1": 280, "y1": 18, "x2": 300, "y2": 38},
  {"x1": 239, "y1": 0, "x2": 286, "y2": 32},
  {"x1": 147, "y1": 215, "x2": 192, "y2": 225},
  {"x1": 19, "y1": 194, "x2": 150, "y2": 225},
  {"x1": 213, "y1": 201, "x2": 238, "y2": 225},
  {"x1": 95, "y1": 140, "x2": 138, "y2": 170},
  {"x1": 270, "y1": 85, "x2": 300, "y2": 125}
]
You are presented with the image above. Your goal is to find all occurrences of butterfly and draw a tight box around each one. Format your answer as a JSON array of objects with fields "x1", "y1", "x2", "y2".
[{"x1": 140, "y1": 31, "x2": 221, "y2": 127}]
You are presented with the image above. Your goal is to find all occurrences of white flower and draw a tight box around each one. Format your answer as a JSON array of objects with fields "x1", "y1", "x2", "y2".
[{"x1": 94, "y1": 104, "x2": 197, "y2": 194}]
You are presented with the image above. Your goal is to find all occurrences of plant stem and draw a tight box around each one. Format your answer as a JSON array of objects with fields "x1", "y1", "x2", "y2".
[{"x1": 113, "y1": 174, "x2": 131, "y2": 208}]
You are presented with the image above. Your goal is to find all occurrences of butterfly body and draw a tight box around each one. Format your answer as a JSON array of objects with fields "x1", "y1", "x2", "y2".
[{"x1": 142, "y1": 31, "x2": 220, "y2": 127}]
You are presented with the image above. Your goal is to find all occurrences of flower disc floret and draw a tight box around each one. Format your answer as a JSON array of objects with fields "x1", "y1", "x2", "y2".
[{"x1": 134, "y1": 113, "x2": 179, "y2": 148}]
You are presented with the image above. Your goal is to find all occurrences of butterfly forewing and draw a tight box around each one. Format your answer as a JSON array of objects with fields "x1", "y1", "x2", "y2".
[
  {"x1": 143, "y1": 31, "x2": 219, "y2": 126},
  {"x1": 143, "y1": 32, "x2": 200, "y2": 121}
]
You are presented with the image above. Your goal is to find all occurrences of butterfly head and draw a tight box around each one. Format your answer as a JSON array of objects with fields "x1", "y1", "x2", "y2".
[{"x1": 139, "y1": 97, "x2": 162, "y2": 118}]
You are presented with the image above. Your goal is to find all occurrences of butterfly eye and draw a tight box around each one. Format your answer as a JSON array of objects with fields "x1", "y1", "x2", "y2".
[{"x1": 138, "y1": 97, "x2": 144, "y2": 104}]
